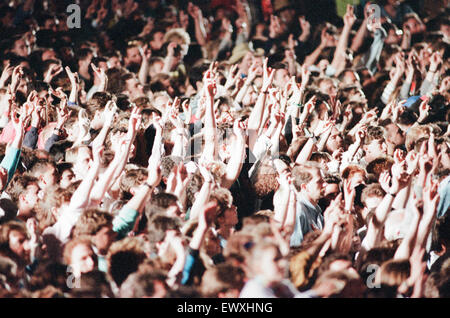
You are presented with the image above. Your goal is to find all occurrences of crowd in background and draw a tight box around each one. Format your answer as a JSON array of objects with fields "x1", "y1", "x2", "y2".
[{"x1": 0, "y1": 0, "x2": 449, "y2": 298}]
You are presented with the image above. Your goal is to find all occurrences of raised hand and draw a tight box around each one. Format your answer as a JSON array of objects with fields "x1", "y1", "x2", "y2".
[
  {"x1": 298, "y1": 16, "x2": 311, "y2": 42},
  {"x1": 418, "y1": 97, "x2": 430, "y2": 123},
  {"x1": 261, "y1": 58, "x2": 275, "y2": 93},
  {"x1": 343, "y1": 4, "x2": 356, "y2": 27},
  {"x1": 343, "y1": 178, "x2": 356, "y2": 212},
  {"x1": 44, "y1": 63, "x2": 63, "y2": 83},
  {"x1": 56, "y1": 104, "x2": 71, "y2": 130},
  {"x1": 429, "y1": 51, "x2": 442, "y2": 73},
  {"x1": 103, "y1": 100, "x2": 117, "y2": 127},
  {"x1": 379, "y1": 170, "x2": 392, "y2": 194},
  {"x1": 65, "y1": 66, "x2": 79, "y2": 85},
  {"x1": 0, "y1": 64, "x2": 14, "y2": 88},
  {"x1": 127, "y1": 105, "x2": 142, "y2": 138},
  {"x1": 10, "y1": 65, "x2": 23, "y2": 93},
  {"x1": 224, "y1": 64, "x2": 240, "y2": 91},
  {"x1": 405, "y1": 151, "x2": 419, "y2": 175}
]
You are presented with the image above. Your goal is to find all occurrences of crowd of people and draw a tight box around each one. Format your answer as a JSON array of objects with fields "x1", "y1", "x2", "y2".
[{"x1": 0, "y1": 0, "x2": 449, "y2": 298}]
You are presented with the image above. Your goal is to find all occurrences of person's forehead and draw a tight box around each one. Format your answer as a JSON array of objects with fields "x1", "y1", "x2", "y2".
[
  {"x1": 127, "y1": 46, "x2": 140, "y2": 54},
  {"x1": 10, "y1": 229, "x2": 26, "y2": 240},
  {"x1": 72, "y1": 244, "x2": 92, "y2": 255}
]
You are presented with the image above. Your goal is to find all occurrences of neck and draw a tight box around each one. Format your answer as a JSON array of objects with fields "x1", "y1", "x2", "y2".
[{"x1": 300, "y1": 191, "x2": 317, "y2": 205}]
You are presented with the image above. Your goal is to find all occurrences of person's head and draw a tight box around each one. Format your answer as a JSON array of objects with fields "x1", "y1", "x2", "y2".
[
  {"x1": 325, "y1": 127, "x2": 344, "y2": 153},
  {"x1": 272, "y1": 63, "x2": 290, "y2": 88},
  {"x1": 379, "y1": 118, "x2": 405, "y2": 150},
  {"x1": 209, "y1": 187, "x2": 237, "y2": 229},
  {"x1": 317, "y1": 252, "x2": 358, "y2": 279},
  {"x1": 148, "y1": 57, "x2": 165, "y2": 79},
  {"x1": 247, "y1": 240, "x2": 287, "y2": 284},
  {"x1": 341, "y1": 164, "x2": 367, "y2": 188},
  {"x1": 76, "y1": 48, "x2": 94, "y2": 72},
  {"x1": 85, "y1": 92, "x2": 114, "y2": 129},
  {"x1": 123, "y1": 41, "x2": 143, "y2": 70},
  {"x1": 362, "y1": 126, "x2": 388, "y2": 163},
  {"x1": 431, "y1": 214, "x2": 450, "y2": 257},
  {"x1": 8, "y1": 35, "x2": 30, "y2": 58},
  {"x1": 200, "y1": 263, "x2": 245, "y2": 298},
  {"x1": 292, "y1": 163, "x2": 326, "y2": 203},
  {"x1": 319, "y1": 174, "x2": 342, "y2": 209},
  {"x1": 317, "y1": 77, "x2": 338, "y2": 98},
  {"x1": 375, "y1": 259, "x2": 411, "y2": 292},
  {"x1": 163, "y1": 28, "x2": 190, "y2": 57},
  {"x1": 312, "y1": 269, "x2": 365, "y2": 297},
  {"x1": 0, "y1": 221, "x2": 30, "y2": 265},
  {"x1": 148, "y1": 29, "x2": 165, "y2": 52},
  {"x1": 73, "y1": 210, "x2": 117, "y2": 255},
  {"x1": 361, "y1": 183, "x2": 386, "y2": 213},
  {"x1": 366, "y1": 157, "x2": 394, "y2": 181},
  {"x1": 63, "y1": 236, "x2": 97, "y2": 278},
  {"x1": 5, "y1": 174, "x2": 40, "y2": 219},
  {"x1": 29, "y1": 159, "x2": 58, "y2": 190},
  {"x1": 107, "y1": 237, "x2": 148, "y2": 288},
  {"x1": 147, "y1": 192, "x2": 180, "y2": 218},
  {"x1": 122, "y1": 73, "x2": 144, "y2": 100},
  {"x1": 403, "y1": 13, "x2": 426, "y2": 35},
  {"x1": 339, "y1": 69, "x2": 360, "y2": 87},
  {"x1": 119, "y1": 168, "x2": 148, "y2": 200},
  {"x1": 146, "y1": 214, "x2": 181, "y2": 255},
  {"x1": 119, "y1": 268, "x2": 168, "y2": 298},
  {"x1": 66, "y1": 146, "x2": 92, "y2": 180}
]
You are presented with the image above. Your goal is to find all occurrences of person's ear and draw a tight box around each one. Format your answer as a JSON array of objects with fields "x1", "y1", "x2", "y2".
[
  {"x1": 301, "y1": 183, "x2": 307, "y2": 191},
  {"x1": 51, "y1": 207, "x2": 58, "y2": 219},
  {"x1": 39, "y1": 175, "x2": 47, "y2": 186},
  {"x1": 19, "y1": 193, "x2": 27, "y2": 204}
]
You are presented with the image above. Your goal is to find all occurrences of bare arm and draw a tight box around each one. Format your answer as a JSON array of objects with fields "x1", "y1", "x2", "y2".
[
  {"x1": 331, "y1": 5, "x2": 356, "y2": 73},
  {"x1": 221, "y1": 120, "x2": 246, "y2": 189}
]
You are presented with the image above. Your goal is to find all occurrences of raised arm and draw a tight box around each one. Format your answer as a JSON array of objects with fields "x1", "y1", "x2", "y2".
[
  {"x1": 361, "y1": 168, "x2": 407, "y2": 252},
  {"x1": 189, "y1": 165, "x2": 214, "y2": 221},
  {"x1": 68, "y1": 144, "x2": 103, "y2": 211},
  {"x1": 331, "y1": 4, "x2": 356, "y2": 74},
  {"x1": 187, "y1": 2, "x2": 207, "y2": 46},
  {"x1": 200, "y1": 69, "x2": 218, "y2": 163},
  {"x1": 65, "y1": 66, "x2": 80, "y2": 106},
  {"x1": 247, "y1": 58, "x2": 275, "y2": 133},
  {"x1": 221, "y1": 120, "x2": 246, "y2": 189}
]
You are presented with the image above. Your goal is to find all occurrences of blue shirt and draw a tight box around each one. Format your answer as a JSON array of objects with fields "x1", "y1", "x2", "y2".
[{"x1": 290, "y1": 194, "x2": 323, "y2": 247}]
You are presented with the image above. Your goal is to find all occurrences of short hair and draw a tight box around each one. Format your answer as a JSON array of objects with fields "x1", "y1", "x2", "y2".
[
  {"x1": 5, "y1": 174, "x2": 38, "y2": 202},
  {"x1": 200, "y1": 263, "x2": 245, "y2": 297},
  {"x1": 119, "y1": 168, "x2": 148, "y2": 200},
  {"x1": 62, "y1": 236, "x2": 93, "y2": 266},
  {"x1": 0, "y1": 221, "x2": 28, "y2": 250},
  {"x1": 341, "y1": 164, "x2": 367, "y2": 180},
  {"x1": 209, "y1": 187, "x2": 233, "y2": 225},
  {"x1": 160, "y1": 156, "x2": 183, "y2": 180},
  {"x1": 252, "y1": 163, "x2": 278, "y2": 198},
  {"x1": 366, "y1": 157, "x2": 394, "y2": 179},
  {"x1": 147, "y1": 192, "x2": 179, "y2": 217},
  {"x1": 29, "y1": 158, "x2": 56, "y2": 178},
  {"x1": 375, "y1": 259, "x2": 410, "y2": 288},
  {"x1": 85, "y1": 92, "x2": 113, "y2": 117},
  {"x1": 361, "y1": 183, "x2": 386, "y2": 207},
  {"x1": 163, "y1": 28, "x2": 190, "y2": 47},
  {"x1": 73, "y1": 210, "x2": 114, "y2": 237},
  {"x1": 397, "y1": 109, "x2": 418, "y2": 126},
  {"x1": 107, "y1": 237, "x2": 147, "y2": 287},
  {"x1": 146, "y1": 214, "x2": 181, "y2": 245},
  {"x1": 365, "y1": 126, "x2": 386, "y2": 144},
  {"x1": 119, "y1": 269, "x2": 168, "y2": 298},
  {"x1": 291, "y1": 163, "x2": 321, "y2": 192}
]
